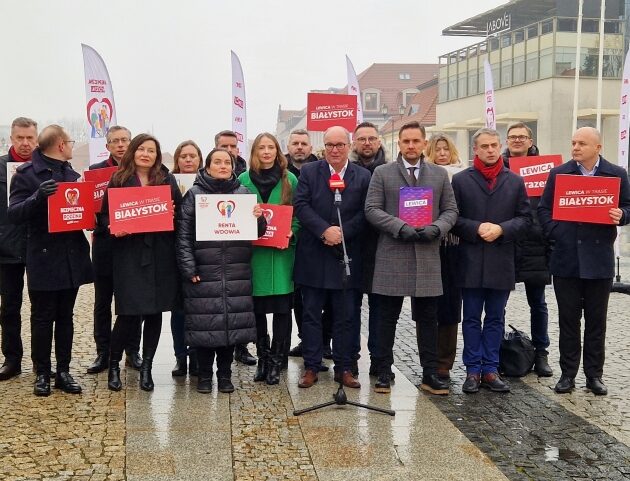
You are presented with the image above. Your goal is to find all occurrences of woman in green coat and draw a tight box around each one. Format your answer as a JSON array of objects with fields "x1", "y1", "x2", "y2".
[{"x1": 239, "y1": 133, "x2": 299, "y2": 385}]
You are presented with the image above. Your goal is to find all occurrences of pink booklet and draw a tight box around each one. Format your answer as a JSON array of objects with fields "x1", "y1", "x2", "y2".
[{"x1": 398, "y1": 187, "x2": 433, "y2": 228}]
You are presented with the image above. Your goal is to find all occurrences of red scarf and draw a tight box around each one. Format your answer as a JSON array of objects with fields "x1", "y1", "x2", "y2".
[
  {"x1": 9, "y1": 146, "x2": 31, "y2": 162},
  {"x1": 473, "y1": 155, "x2": 503, "y2": 190}
]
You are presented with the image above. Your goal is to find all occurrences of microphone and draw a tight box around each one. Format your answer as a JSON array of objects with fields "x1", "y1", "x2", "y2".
[{"x1": 329, "y1": 173, "x2": 345, "y2": 205}]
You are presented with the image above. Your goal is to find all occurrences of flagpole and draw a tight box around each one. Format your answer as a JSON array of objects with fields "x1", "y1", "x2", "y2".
[
  {"x1": 572, "y1": 0, "x2": 584, "y2": 133},
  {"x1": 596, "y1": 0, "x2": 606, "y2": 131}
]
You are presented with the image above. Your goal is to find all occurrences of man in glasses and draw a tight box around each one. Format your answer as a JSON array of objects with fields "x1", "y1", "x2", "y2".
[
  {"x1": 502, "y1": 122, "x2": 552, "y2": 378},
  {"x1": 86, "y1": 126, "x2": 144, "y2": 374},
  {"x1": 0, "y1": 117, "x2": 38, "y2": 381},
  {"x1": 9, "y1": 125, "x2": 93, "y2": 396},
  {"x1": 294, "y1": 126, "x2": 371, "y2": 388}
]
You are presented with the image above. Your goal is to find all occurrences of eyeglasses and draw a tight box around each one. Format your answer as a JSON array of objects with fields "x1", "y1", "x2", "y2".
[
  {"x1": 507, "y1": 135, "x2": 530, "y2": 142},
  {"x1": 108, "y1": 137, "x2": 130, "y2": 145},
  {"x1": 63, "y1": 140, "x2": 76, "y2": 147},
  {"x1": 324, "y1": 143, "x2": 348, "y2": 151},
  {"x1": 355, "y1": 136, "x2": 378, "y2": 144}
]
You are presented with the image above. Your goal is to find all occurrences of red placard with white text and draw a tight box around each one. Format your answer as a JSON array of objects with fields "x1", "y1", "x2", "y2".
[
  {"x1": 252, "y1": 204, "x2": 293, "y2": 249},
  {"x1": 552, "y1": 174, "x2": 620, "y2": 224},
  {"x1": 48, "y1": 182, "x2": 96, "y2": 232},
  {"x1": 107, "y1": 185, "x2": 173, "y2": 235},
  {"x1": 306, "y1": 93, "x2": 357, "y2": 132},
  {"x1": 509, "y1": 155, "x2": 563, "y2": 197},
  {"x1": 83, "y1": 167, "x2": 117, "y2": 211}
]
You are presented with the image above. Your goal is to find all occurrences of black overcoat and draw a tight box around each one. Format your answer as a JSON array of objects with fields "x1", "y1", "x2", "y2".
[
  {"x1": 451, "y1": 166, "x2": 531, "y2": 290},
  {"x1": 98, "y1": 169, "x2": 182, "y2": 315}
]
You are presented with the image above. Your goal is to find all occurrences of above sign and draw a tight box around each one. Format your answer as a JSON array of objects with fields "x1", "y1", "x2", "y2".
[
  {"x1": 173, "y1": 173, "x2": 196, "y2": 196},
  {"x1": 509, "y1": 155, "x2": 563, "y2": 197},
  {"x1": 487, "y1": 12, "x2": 511, "y2": 36},
  {"x1": 552, "y1": 174, "x2": 620, "y2": 225},
  {"x1": 48, "y1": 182, "x2": 96, "y2": 233},
  {"x1": 195, "y1": 193, "x2": 258, "y2": 241},
  {"x1": 83, "y1": 166, "x2": 117, "y2": 211},
  {"x1": 398, "y1": 187, "x2": 433, "y2": 228},
  {"x1": 307, "y1": 93, "x2": 357, "y2": 132},
  {"x1": 108, "y1": 185, "x2": 174, "y2": 235},
  {"x1": 252, "y1": 204, "x2": 293, "y2": 249}
]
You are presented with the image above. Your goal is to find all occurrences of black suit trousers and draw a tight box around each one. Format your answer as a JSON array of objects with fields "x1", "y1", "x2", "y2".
[{"x1": 0, "y1": 263, "x2": 25, "y2": 364}]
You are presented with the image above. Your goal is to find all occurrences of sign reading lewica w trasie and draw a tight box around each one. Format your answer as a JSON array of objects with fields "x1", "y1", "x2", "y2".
[
  {"x1": 552, "y1": 174, "x2": 621, "y2": 225},
  {"x1": 195, "y1": 193, "x2": 258, "y2": 241},
  {"x1": 107, "y1": 185, "x2": 174, "y2": 235}
]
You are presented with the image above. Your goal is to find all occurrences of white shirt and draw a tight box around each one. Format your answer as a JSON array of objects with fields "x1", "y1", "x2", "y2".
[
  {"x1": 328, "y1": 160, "x2": 349, "y2": 179},
  {"x1": 402, "y1": 157, "x2": 423, "y2": 179}
]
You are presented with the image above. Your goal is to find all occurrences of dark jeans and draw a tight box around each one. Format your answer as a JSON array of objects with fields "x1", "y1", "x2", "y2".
[
  {"x1": 197, "y1": 346, "x2": 234, "y2": 378},
  {"x1": 461, "y1": 288, "x2": 510, "y2": 375},
  {"x1": 170, "y1": 308, "x2": 187, "y2": 357},
  {"x1": 376, "y1": 294, "x2": 439, "y2": 375},
  {"x1": 553, "y1": 276, "x2": 611, "y2": 378},
  {"x1": 110, "y1": 313, "x2": 162, "y2": 361},
  {"x1": 301, "y1": 286, "x2": 358, "y2": 372},
  {"x1": 93, "y1": 274, "x2": 141, "y2": 355},
  {"x1": 0, "y1": 263, "x2": 25, "y2": 365},
  {"x1": 524, "y1": 282, "x2": 550, "y2": 352},
  {"x1": 365, "y1": 293, "x2": 380, "y2": 360},
  {"x1": 291, "y1": 287, "x2": 332, "y2": 346},
  {"x1": 29, "y1": 288, "x2": 79, "y2": 374}
]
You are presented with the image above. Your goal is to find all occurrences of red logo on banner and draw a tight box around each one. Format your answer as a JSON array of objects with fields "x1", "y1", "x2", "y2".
[
  {"x1": 48, "y1": 182, "x2": 96, "y2": 233},
  {"x1": 108, "y1": 185, "x2": 174, "y2": 234},
  {"x1": 307, "y1": 93, "x2": 357, "y2": 132},
  {"x1": 234, "y1": 96, "x2": 244, "y2": 108},
  {"x1": 509, "y1": 155, "x2": 563, "y2": 197},
  {"x1": 552, "y1": 174, "x2": 620, "y2": 224}
]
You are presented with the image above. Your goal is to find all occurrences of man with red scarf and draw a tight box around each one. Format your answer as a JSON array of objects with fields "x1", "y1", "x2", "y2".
[
  {"x1": 0, "y1": 117, "x2": 38, "y2": 380},
  {"x1": 451, "y1": 128, "x2": 531, "y2": 394}
]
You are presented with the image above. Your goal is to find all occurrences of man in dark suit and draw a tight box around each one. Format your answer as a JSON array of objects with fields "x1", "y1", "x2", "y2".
[
  {"x1": 293, "y1": 126, "x2": 371, "y2": 388},
  {"x1": 87, "y1": 125, "x2": 142, "y2": 374},
  {"x1": 9, "y1": 125, "x2": 94, "y2": 396},
  {"x1": 538, "y1": 127, "x2": 630, "y2": 395},
  {"x1": 452, "y1": 128, "x2": 531, "y2": 394}
]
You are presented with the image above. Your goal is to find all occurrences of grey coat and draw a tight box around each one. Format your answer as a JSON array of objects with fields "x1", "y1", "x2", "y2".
[{"x1": 365, "y1": 158, "x2": 458, "y2": 297}]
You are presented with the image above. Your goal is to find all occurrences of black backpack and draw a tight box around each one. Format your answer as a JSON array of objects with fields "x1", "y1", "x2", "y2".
[{"x1": 499, "y1": 324, "x2": 536, "y2": 377}]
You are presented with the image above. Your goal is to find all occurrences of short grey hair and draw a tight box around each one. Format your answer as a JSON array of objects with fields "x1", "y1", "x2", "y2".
[
  {"x1": 106, "y1": 125, "x2": 131, "y2": 143},
  {"x1": 472, "y1": 128, "x2": 500, "y2": 145}
]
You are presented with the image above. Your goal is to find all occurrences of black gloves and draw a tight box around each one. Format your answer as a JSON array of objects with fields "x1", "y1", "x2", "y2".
[
  {"x1": 416, "y1": 225, "x2": 440, "y2": 242},
  {"x1": 37, "y1": 179, "x2": 58, "y2": 200},
  {"x1": 399, "y1": 224, "x2": 419, "y2": 242}
]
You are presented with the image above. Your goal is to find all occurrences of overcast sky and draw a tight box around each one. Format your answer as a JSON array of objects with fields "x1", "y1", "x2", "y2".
[{"x1": 1, "y1": 0, "x2": 505, "y2": 154}]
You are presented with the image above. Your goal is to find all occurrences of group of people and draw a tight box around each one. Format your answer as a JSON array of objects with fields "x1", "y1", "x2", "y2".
[{"x1": 0, "y1": 116, "x2": 627, "y2": 398}]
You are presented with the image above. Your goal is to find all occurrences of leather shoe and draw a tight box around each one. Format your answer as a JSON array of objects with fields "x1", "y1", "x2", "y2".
[
  {"x1": 87, "y1": 353, "x2": 108, "y2": 374},
  {"x1": 334, "y1": 370, "x2": 361, "y2": 388},
  {"x1": 368, "y1": 364, "x2": 395, "y2": 379},
  {"x1": 288, "y1": 342, "x2": 303, "y2": 357},
  {"x1": 436, "y1": 369, "x2": 450, "y2": 381},
  {"x1": 34, "y1": 374, "x2": 51, "y2": 396},
  {"x1": 462, "y1": 373, "x2": 481, "y2": 394},
  {"x1": 125, "y1": 351, "x2": 142, "y2": 370},
  {"x1": 107, "y1": 362, "x2": 122, "y2": 391},
  {"x1": 0, "y1": 362, "x2": 21, "y2": 381},
  {"x1": 554, "y1": 375, "x2": 575, "y2": 394},
  {"x1": 171, "y1": 355, "x2": 187, "y2": 377},
  {"x1": 586, "y1": 377, "x2": 608, "y2": 396},
  {"x1": 374, "y1": 373, "x2": 391, "y2": 393},
  {"x1": 298, "y1": 369, "x2": 318, "y2": 388},
  {"x1": 481, "y1": 372, "x2": 510, "y2": 392},
  {"x1": 234, "y1": 344, "x2": 257, "y2": 366},
  {"x1": 217, "y1": 377, "x2": 234, "y2": 393},
  {"x1": 54, "y1": 372, "x2": 82, "y2": 394},
  {"x1": 534, "y1": 351, "x2": 553, "y2": 377},
  {"x1": 421, "y1": 373, "x2": 449, "y2": 395},
  {"x1": 197, "y1": 376, "x2": 213, "y2": 394}
]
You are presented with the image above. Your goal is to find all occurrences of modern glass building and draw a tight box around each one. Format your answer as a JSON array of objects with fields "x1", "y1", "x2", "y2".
[{"x1": 434, "y1": 0, "x2": 627, "y2": 160}]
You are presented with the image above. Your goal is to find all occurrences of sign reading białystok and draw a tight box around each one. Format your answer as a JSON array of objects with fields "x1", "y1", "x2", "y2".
[
  {"x1": 108, "y1": 185, "x2": 174, "y2": 235},
  {"x1": 552, "y1": 174, "x2": 620, "y2": 225},
  {"x1": 487, "y1": 11, "x2": 511, "y2": 36},
  {"x1": 195, "y1": 193, "x2": 258, "y2": 241},
  {"x1": 307, "y1": 93, "x2": 357, "y2": 132}
]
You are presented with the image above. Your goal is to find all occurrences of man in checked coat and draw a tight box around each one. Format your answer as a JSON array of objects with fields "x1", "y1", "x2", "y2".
[{"x1": 365, "y1": 121, "x2": 458, "y2": 394}]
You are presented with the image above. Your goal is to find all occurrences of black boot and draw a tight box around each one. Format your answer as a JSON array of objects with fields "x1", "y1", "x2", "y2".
[
  {"x1": 139, "y1": 355, "x2": 154, "y2": 391},
  {"x1": 234, "y1": 343, "x2": 257, "y2": 365},
  {"x1": 87, "y1": 352, "x2": 108, "y2": 374},
  {"x1": 125, "y1": 351, "x2": 142, "y2": 370},
  {"x1": 534, "y1": 350, "x2": 553, "y2": 377},
  {"x1": 108, "y1": 360, "x2": 122, "y2": 391},
  {"x1": 171, "y1": 355, "x2": 187, "y2": 377},
  {"x1": 254, "y1": 336, "x2": 270, "y2": 382},
  {"x1": 266, "y1": 338, "x2": 283, "y2": 385},
  {"x1": 188, "y1": 349, "x2": 199, "y2": 377}
]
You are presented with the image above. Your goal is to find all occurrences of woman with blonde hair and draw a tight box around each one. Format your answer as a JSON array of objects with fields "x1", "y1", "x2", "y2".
[
  {"x1": 239, "y1": 133, "x2": 300, "y2": 385},
  {"x1": 426, "y1": 133, "x2": 465, "y2": 383}
]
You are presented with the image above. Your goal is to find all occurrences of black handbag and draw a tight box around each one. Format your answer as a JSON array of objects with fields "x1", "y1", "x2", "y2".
[{"x1": 499, "y1": 324, "x2": 536, "y2": 377}]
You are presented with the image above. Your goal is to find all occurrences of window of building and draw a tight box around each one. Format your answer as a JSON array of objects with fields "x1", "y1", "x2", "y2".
[
  {"x1": 557, "y1": 18, "x2": 577, "y2": 32},
  {"x1": 363, "y1": 92, "x2": 379, "y2": 111},
  {"x1": 399, "y1": 73, "x2": 411, "y2": 80},
  {"x1": 439, "y1": 79, "x2": 448, "y2": 102},
  {"x1": 527, "y1": 23, "x2": 539, "y2": 39},
  {"x1": 581, "y1": 48, "x2": 599, "y2": 76},
  {"x1": 513, "y1": 29, "x2": 525, "y2": 44},
  {"x1": 448, "y1": 75, "x2": 457, "y2": 100},
  {"x1": 403, "y1": 89, "x2": 418, "y2": 106},
  {"x1": 492, "y1": 63, "x2": 500, "y2": 89},
  {"x1": 488, "y1": 37, "x2": 500, "y2": 51},
  {"x1": 513, "y1": 56, "x2": 525, "y2": 84},
  {"x1": 541, "y1": 19, "x2": 554, "y2": 35},
  {"x1": 603, "y1": 49, "x2": 623, "y2": 77},
  {"x1": 468, "y1": 68, "x2": 478, "y2": 95},
  {"x1": 501, "y1": 59, "x2": 512, "y2": 87},
  {"x1": 526, "y1": 52, "x2": 539, "y2": 81},
  {"x1": 582, "y1": 19, "x2": 598, "y2": 33},
  {"x1": 500, "y1": 34, "x2": 511, "y2": 48},
  {"x1": 540, "y1": 47, "x2": 553, "y2": 78},
  {"x1": 458, "y1": 73, "x2": 467, "y2": 98},
  {"x1": 604, "y1": 20, "x2": 621, "y2": 34},
  {"x1": 555, "y1": 47, "x2": 577, "y2": 76}
]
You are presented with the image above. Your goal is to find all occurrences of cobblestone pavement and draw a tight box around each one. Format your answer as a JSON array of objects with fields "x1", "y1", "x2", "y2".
[{"x1": 377, "y1": 284, "x2": 630, "y2": 481}]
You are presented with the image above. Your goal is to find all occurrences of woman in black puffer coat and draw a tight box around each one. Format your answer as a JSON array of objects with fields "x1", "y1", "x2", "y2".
[{"x1": 176, "y1": 148, "x2": 266, "y2": 394}]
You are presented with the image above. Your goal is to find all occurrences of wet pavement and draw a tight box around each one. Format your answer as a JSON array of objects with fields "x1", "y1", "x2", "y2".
[{"x1": 1, "y1": 275, "x2": 630, "y2": 479}]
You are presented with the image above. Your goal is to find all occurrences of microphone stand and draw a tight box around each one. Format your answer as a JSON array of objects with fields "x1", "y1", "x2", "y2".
[{"x1": 293, "y1": 189, "x2": 395, "y2": 417}]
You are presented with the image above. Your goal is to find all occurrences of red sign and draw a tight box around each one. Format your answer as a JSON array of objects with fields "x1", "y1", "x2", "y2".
[
  {"x1": 306, "y1": 93, "x2": 357, "y2": 132},
  {"x1": 552, "y1": 174, "x2": 621, "y2": 224},
  {"x1": 48, "y1": 182, "x2": 96, "y2": 233},
  {"x1": 108, "y1": 185, "x2": 174, "y2": 235},
  {"x1": 509, "y1": 155, "x2": 563, "y2": 197},
  {"x1": 83, "y1": 167, "x2": 117, "y2": 211},
  {"x1": 252, "y1": 204, "x2": 293, "y2": 249}
]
